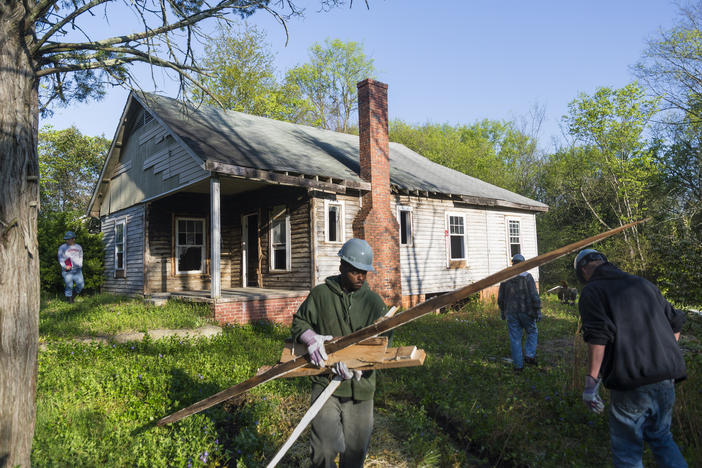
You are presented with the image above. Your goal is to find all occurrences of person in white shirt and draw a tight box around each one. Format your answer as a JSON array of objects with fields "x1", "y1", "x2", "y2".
[{"x1": 57, "y1": 231, "x2": 84, "y2": 303}]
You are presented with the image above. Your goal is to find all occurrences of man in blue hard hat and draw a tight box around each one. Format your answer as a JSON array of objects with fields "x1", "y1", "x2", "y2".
[
  {"x1": 57, "y1": 231, "x2": 84, "y2": 303},
  {"x1": 575, "y1": 248, "x2": 687, "y2": 467},
  {"x1": 497, "y1": 253, "x2": 542, "y2": 372},
  {"x1": 291, "y1": 238, "x2": 388, "y2": 468}
]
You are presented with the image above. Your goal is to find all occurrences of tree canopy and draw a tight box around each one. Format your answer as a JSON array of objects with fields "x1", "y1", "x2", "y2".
[{"x1": 38, "y1": 125, "x2": 110, "y2": 213}]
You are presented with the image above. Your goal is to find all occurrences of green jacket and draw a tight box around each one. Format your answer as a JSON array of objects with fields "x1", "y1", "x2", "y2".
[{"x1": 291, "y1": 275, "x2": 388, "y2": 400}]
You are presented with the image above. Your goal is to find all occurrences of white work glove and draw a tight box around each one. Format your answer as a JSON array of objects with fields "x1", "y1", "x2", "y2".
[
  {"x1": 583, "y1": 375, "x2": 605, "y2": 414},
  {"x1": 332, "y1": 361, "x2": 362, "y2": 381},
  {"x1": 299, "y1": 329, "x2": 333, "y2": 367}
]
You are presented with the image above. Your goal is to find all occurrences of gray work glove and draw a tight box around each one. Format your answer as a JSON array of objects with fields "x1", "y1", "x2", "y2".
[
  {"x1": 332, "y1": 361, "x2": 362, "y2": 381},
  {"x1": 536, "y1": 308, "x2": 542, "y2": 322},
  {"x1": 583, "y1": 375, "x2": 605, "y2": 414},
  {"x1": 500, "y1": 310, "x2": 505, "y2": 320},
  {"x1": 300, "y1": 329, "x2": 333, "y2": 367}
]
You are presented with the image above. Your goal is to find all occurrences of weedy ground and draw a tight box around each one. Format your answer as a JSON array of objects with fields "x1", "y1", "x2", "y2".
[{"x1": 33, "y1": 293, "x2": 701, "y2": 467}]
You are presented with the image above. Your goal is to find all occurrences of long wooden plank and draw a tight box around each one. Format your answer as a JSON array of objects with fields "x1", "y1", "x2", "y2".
[{"x1": 155, "y1": 219, "x2": 648, "y2": 426}]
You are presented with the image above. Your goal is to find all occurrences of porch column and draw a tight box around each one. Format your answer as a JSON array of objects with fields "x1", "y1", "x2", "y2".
[{"x1": 210, "y1": 176, "x2": 221, "y2": 299}]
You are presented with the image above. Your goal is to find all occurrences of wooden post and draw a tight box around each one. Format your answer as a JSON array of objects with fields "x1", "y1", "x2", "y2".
[{"x1": 210, "y1": 176, "x2": 221, "y2": 299}]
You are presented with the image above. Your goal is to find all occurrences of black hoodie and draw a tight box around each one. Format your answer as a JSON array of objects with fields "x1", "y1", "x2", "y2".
[{"x1": 579, "y1": 262, "x2": 687, "y2": 391}]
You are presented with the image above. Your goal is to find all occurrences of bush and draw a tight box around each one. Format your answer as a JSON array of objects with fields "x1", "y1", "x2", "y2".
[{"x1": 38, "y1": 210, "x2": 104, "y2": 294}]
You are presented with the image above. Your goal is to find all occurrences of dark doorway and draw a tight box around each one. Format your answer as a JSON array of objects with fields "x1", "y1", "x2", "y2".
[{"x1": 243, "y1": 213, "x2": 259, "y2": 287}]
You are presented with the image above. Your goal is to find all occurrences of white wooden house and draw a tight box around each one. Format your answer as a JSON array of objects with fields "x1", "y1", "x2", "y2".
[{"x1": 87, "y1": 80, "x2": 548, "y2": 324}]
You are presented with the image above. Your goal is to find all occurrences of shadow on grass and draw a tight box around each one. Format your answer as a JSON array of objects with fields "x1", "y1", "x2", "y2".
[{"x1": 40, "y1": 293, "x2": 134, "y2": 338}]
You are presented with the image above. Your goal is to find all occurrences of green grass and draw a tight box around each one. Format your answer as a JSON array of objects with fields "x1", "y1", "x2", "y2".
[
  {"x1": 33, "y1": 295, "x2": 702, "y2": 467},
  {"x1": 40, "y1": 293, "x2": 213, "y2": 340}
]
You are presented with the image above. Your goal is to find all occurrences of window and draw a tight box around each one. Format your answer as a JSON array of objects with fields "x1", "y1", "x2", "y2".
[
  {"x1": 446, "y1": 213, "x2": 467, "y2": 261},
  {"x1": 270, "y1": 206, "x2": 291, "y2": 271},
  {"x1": 508, "y1": 219, "x2": 522, "y2": 257},
  {"x1": 397, "y1": 206, "x2": 413, "y2": 246},
  {"x1": 176, "y1": 218, "x2": 205, "y2": 274},
  {"x1": 114, "y1": 219, "x2": 126, "y2": 273},
  {"x1": 325, "y1": 200, "x2": 344, "y2": 243}
]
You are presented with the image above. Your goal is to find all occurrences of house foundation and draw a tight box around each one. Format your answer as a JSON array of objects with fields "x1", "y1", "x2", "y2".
[{"x1": 210, "y1": 295, "x2": 307, "y2": 325}]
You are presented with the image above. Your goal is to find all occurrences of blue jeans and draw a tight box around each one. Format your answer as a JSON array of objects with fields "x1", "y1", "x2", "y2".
[
  {"x1": 62, "y1": 268, "x2": 84, "y2": 297},
  {"x1": 506, "y1": 313, "x2": 537, "y2": 369},
  {"x1": 609, "y1": 379, "x2": 687, "y2": 468}
]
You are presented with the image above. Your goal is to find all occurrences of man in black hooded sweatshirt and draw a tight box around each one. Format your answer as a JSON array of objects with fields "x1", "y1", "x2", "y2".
[{"x1": 574, "y1": 248, "x2": 687, "y2": 468}]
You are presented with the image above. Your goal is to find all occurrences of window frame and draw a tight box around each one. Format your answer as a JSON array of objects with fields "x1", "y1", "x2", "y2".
[
  {"x1": 445, "y1": 211, "x2": 468, "y2": 264},
  {"x1": 175, "y1": 217, "x2": 206, "y2": 275},
  {"x1": 114, "y1": 218, "x2": 127, "y2": 276},
  {"x1": 397, "y1": 205, "x2": 414, "y2": 246},
  {"x1": 269, "y1": 206, "x2": 291, "y2": 272},
  {"x1": 506, "y1": 217, "x2": 523, "y2": 260},
  {"x1": 324, "y1": 199, "x2": 345, "y2": 244}
]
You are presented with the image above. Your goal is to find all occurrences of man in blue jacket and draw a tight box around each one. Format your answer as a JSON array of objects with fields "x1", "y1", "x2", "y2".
[
  {"x1": 498, "y1": 254, "x2": 541, "y2": 372},
  {"x1": 575, "y1": 248, "x2": 687, "y2": 468}
]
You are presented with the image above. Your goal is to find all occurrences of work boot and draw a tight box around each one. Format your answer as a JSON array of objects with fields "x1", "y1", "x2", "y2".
[
  {"x1": 513, "y1": 367, "x2": 523, "y2": 374},
  {"x1": 67, "y1": 295, "x2": 74, "y2": 304},
  {"x1": 524, "y1": 356, "x2": 538, "y2": 366}
]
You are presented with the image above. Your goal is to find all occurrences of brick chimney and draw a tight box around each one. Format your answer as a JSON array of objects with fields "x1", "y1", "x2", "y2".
[{"x1": 352, "y1": 79, "x2": 401, "y2": 306}]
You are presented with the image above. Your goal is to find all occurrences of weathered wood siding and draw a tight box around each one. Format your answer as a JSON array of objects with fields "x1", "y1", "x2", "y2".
[
  {"x1": 101, "y1": 204, "x2": 145, "y2": 295},
  {"x1": 99, "y1": 112, "x2": 208, "y2": 215},
  {"x1": 248, "y1": 187, "x2": 312, "y2": 290},
  {"x1": 390, "y1": 195, "x2": 540, "y2": 296},
  {"x1": 143, "y1": 186, "x2": 311, "y2": 293},
  {"x1": 312, "y1": 192, "x2": 363, "y2": 285},
  {"x1": 144, "y1": 193, "x2": 223, "y2": 292}
]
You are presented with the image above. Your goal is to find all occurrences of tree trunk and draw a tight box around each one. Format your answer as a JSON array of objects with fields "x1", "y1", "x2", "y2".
[{"x1": 0, "y1": 2, "x2": 40, "y2": 467}]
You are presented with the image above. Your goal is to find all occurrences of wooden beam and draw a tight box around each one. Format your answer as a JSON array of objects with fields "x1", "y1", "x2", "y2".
[
  {"x1": 155, "y1": 219, "x2": 649, "y2": 426},
  {"x1": 210, "y1": 177, "x2": 221, "y2": 299},
  {"x1": 205, "y1": 161, "x2": 371, "y2": 193},
  {"x1": 458, "y1": 195, "x2": 549, "y2": 212}
]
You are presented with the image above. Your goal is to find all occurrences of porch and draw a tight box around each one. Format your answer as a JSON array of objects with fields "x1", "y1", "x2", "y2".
[{"x1": 147, "y1": 287, "x2": 309, "y2": 325}]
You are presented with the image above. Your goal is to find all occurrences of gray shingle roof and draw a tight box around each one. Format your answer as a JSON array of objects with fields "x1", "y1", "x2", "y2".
[{"x1": 135, "y1": 92, "x2": 547, "y2": 211}]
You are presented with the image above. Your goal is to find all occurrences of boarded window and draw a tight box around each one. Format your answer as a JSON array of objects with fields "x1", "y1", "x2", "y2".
[
  {"x1": 398, "y1": 206, "x2": 413, "y2": 246},
  {"x1": 508, "y1": 220, "x2": 521, "y2": 257},
  {"x1": 176, "y1": 218, "x2": 205, "y2": 274},
  {"x1": 270, "y1": 206, "x2": 290, "y2": 271},
  {"x1": 448, "y1": 214, "x2": 466, "y2": 260},
  {"x1": 114, "y1": 220, "x2": 126, "y2": 272},
  {"x1": 325, "y1": 201, "x2": 344, "y2": 243}
]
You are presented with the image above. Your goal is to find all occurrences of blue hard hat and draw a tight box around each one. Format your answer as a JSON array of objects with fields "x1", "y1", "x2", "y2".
[
  {"x1": 574, "y1": 248, "x2": 607, "y2": 282},
  {"x1": 338, "y1": 238, "x2": 375, "y2": 272},
  {"x1": 511, "y1": 253, "x2": 525, "y2": 264},
  {"x1": 64, "y1": 231, "x2": 76, "y2": 240}
]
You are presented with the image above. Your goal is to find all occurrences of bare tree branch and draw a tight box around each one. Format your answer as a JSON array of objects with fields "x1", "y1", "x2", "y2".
[
  {"x1": 36, "y1": 0, "x2": 267, "y2": 55},
  {"x1": 33, "y1": 0, "x2": 113, "y2": 51}
]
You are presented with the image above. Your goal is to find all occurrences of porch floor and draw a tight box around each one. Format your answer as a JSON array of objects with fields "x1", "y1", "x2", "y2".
[{"x1": 153, "y1": 287, "x2": 309, "y2": 303}]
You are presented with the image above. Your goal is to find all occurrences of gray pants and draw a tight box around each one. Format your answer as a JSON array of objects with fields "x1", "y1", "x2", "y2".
[{"x1": 309, "y1": 390, "x2": 374, "y2": 468}]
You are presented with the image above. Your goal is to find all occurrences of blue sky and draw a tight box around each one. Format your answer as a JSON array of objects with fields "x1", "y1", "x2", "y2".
[{"x1": 41, "y1": 0, "x2": 681, "y2": 149}]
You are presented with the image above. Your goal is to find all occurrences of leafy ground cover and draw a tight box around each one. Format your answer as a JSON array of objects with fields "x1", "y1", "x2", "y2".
[{"x1": 33, "y1": 294, "x2": 701, "y2": 467}]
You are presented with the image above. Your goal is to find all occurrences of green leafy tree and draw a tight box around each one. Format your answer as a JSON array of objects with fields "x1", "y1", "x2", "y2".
[
  {"x1": 192, "y1": 23, "x2": 303, "y2": 120},
  {"x1": 634, "y1": 3, "x2": 702, "y2": 304},
  {"x1": 562, "y1": 83, "x2": 660, "y2": 273},
  {"x1": 285, "y1": 38, "x2": 375, "y2": 131},
  {"x1": 38, "y1": 125, "x2": 110, "y2": 213},
  {"x1": 389, "y1": 119, "x2": 541, "y2": 195},
  {"x1": 0, "y1": 0, "x2": 348, "y2": 464},
  {"x1": 635, "y1": 2, "x2": 702, "y2": 123}
]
